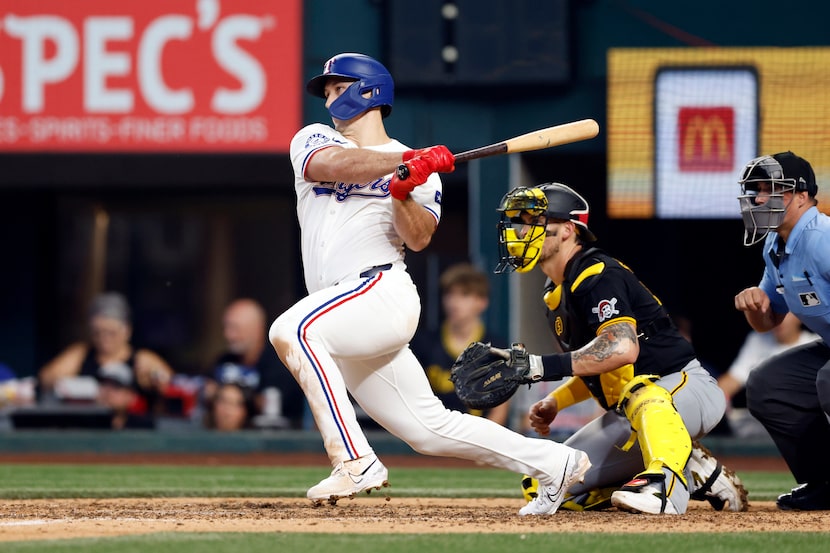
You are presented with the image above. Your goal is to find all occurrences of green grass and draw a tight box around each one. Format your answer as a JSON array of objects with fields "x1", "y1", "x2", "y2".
[
  {"x1": 2, "y1": 532, "x2": 829, "y2": 553},
  {"x1": 0, "y1": 463, "x2": 818, "y2": 552},
  {"x1": 0, "y1": 463, "x2": 797, "y2": 501}
]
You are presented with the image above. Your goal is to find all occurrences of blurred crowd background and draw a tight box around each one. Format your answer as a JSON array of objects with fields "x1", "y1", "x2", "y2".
[{"x1": 0, "y1": 0, "x2": 828, "y2": 437}]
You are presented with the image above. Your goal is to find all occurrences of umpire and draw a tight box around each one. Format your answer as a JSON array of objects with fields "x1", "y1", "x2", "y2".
[{"x1": 735, "y1": 151, "x2": 830, "y2": 510}]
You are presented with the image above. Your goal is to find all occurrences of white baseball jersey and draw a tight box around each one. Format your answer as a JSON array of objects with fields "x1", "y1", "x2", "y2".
[
  {"x1": 289, "y1": 123, "x2": 443, "y2": 293},
  {"x1": 271, "y1": 122, "x2": 580, "y2": 494}
]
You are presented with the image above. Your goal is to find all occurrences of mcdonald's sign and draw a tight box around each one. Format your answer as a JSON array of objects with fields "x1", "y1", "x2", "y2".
[{"x1": 677, "y1": 107, "x2": 735, "y2": 171}]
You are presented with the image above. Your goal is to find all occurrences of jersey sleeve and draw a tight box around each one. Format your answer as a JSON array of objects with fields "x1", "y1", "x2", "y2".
[
  {"x1": 813, "y1": 227, "x2": 830, "y2": 280},
  {"x1": 408, "y1": 172, "x2": 443, "y2": 224},
  {"x1": 572, "y1": 266, "x2": 636, "y2": 335},
  {"x1": 289, "y1": 123, "x2": 348, "y2": 181}
]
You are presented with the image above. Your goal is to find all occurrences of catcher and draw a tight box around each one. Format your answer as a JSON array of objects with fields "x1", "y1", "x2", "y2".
[{"x1": 451, "y1": 183, "x2": 747, "y2": 515}]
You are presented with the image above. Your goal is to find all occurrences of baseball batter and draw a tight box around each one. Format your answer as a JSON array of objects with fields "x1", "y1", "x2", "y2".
[
  {"x1": 490, "y1": 183, "x2": 746, "y2": 515},
  {"x1": 268, "y1": 52, "x2": 588, "y2": 511}
]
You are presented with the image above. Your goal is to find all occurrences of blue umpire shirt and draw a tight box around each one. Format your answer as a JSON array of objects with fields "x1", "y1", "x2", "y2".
[{"x1": 759, "y1": 206, "x2": 830, "y2": 343}]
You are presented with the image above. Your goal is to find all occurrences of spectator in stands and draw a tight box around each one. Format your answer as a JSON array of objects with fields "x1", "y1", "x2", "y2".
[
  {"x1": 718, "y1": 312, "x2": 819, "y2": 437},
  {"x1": 38, "y1": 292, "x2": 173, "y2": 415},
  {"x1": 203, "y1": 381, "x2": 257, "y2": 431},
  {"x1": 206, "y1": 298, "x2": 305, "y2": 428},
  {"x1": 96, "y1": 361, "x2": 155, "y2": 429},
  {"x1": 411, "y1": 262, "x2": 511, "y2": 426},
  {"x1": 0, "y1": 361, "x2": 36, "y2": 408}
]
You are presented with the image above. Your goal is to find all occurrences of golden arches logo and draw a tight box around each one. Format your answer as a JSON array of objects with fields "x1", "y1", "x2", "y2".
[{"x1": 678, "y1": 107, "x2": 734, "y2": 171}]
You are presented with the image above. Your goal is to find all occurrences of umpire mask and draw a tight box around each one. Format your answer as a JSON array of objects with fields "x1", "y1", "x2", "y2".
[
  {"x1": 738, "y1": 152, "x2": 817, "y2": 246},
  {"x1": 495, "y1": 187, "x2": 549, "y2": 273}
]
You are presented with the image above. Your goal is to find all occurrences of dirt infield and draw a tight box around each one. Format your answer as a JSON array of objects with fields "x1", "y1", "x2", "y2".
[
  {"x1": 1, "y1": 452, "x2": 826, "y2": 541},
  {"x1": 1, "y1": 497, "x2": 828, "y2": 541}
]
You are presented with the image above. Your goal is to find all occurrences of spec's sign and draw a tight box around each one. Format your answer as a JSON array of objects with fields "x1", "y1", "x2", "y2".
[{"x1": 0, "y1": 0, "x2": 301, "y2": 152}]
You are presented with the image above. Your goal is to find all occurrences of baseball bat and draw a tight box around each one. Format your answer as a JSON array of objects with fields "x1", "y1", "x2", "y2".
[{"x1": 396, "y1": 119, "x2": 599, "y2": 179}]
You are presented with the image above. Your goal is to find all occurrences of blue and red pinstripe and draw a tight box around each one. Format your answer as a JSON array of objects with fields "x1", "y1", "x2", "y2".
[{"x1": 296, "y1": 272, "x2": 384, "y2": 460}]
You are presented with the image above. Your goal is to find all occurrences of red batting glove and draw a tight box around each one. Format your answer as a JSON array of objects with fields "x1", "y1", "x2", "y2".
[
  {"x1": 420, "y1": 145, "x2": 455, "y2": 173},
  {"x1": 389, "y1": 156, "x2": 432, "y2": 200},
  {"x1": 403, "y1": 145, "x2": 449, "y2": 162}
]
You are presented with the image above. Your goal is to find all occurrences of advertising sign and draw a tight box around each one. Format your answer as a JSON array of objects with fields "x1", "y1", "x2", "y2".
[
  {"x1": 654, "y1": 68, "x2": 757, "y2": 218},
  {"x1": 608, "y1": 48, "x2": 830, "y2": 218},
  {"x1": 0, "y1": 0, "x2": 301, "y2": 152}
]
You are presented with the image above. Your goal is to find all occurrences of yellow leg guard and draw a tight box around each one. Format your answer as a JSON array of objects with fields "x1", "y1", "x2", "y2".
[{"x1": 617, "y1": 375, "x2": 691, "y2": 486}]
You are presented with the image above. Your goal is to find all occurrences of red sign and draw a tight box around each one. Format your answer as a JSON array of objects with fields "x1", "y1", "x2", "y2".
[
  {"x1": 678, "y1": 107, "x2": 735, "y2": 171},
  {"x1": 0, "y1": 0, "x2": 301, "y2": 152}
]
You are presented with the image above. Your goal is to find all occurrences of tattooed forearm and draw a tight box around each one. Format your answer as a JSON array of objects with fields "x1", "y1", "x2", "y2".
[{"x1": 573, "y1": 322, "x2": 637, "y2": 364}]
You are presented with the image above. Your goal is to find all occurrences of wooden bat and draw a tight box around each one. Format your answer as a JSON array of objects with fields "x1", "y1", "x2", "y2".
[
  {"x1": 395, "y1": 119, "x2": 599, "y2": 180},
  {"x1": 455, "y1": 119, "x2": 599, "y2": 163}
]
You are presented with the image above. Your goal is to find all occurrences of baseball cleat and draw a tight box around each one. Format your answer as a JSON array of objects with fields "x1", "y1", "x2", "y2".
[
  {"x1": 521, "y1": 475, "x2": 614, "y2": 511},
  {"x1": 611, "y1": 474, "x2": 681, "y2": 515},
  {"x1": 518, "y1": 449, "x2": 591, "y2": 516},
  {"x1": 307, "y1": 454, "x2": 389, "y2": 506},
  {"x1": 776, "y1": 482, "x2": 830, "y2": 511},
  {"x1": 687, "y1": 441, "x2": 749, "y2": 512}
]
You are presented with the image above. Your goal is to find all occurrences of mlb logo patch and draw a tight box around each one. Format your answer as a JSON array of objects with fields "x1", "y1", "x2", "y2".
[{"x1": 800, "y1": 292, "x2": 821, "y2": 307}]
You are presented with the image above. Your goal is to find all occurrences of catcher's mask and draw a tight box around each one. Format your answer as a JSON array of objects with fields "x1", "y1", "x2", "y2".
[
  {"x1": 495, "y1": 183, "x2": 597, "y2": 274},
  {"x1": 738, "y1": 151, "x2": 817, "y2": 246}
]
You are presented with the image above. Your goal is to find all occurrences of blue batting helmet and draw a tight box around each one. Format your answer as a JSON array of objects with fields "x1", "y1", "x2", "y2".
[{"x1": 306, "y1": 53, "x2": 394, "y2": 120}]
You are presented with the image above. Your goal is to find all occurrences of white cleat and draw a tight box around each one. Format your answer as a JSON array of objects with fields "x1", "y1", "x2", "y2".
[
  {"x1": 307, "y1": 454, "x2": 389, "y2": 506},
  {"x1": 687, "y1": 441, "x2": 749, "y2": 512},
  {"x1": 611, "y1": 475, "x2": 681, "y2": 515},
  {"x1": 518, "y1": 449, "x2": 591, "y2": 516}
]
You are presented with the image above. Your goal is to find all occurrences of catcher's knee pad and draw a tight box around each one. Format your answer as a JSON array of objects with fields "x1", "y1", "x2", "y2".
[{"x1": 617, "y1": 375, "x2": 691, "y2": 485}]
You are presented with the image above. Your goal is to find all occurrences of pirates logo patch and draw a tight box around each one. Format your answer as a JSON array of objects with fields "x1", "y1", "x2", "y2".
[{"x1": 591, "y1": 298, "x2": 619, "y2": 323}]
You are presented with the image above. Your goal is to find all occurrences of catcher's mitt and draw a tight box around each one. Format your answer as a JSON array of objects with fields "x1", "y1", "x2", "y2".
[{"x1": 450, "y1": 341, "x2": 527, "y2": 410}]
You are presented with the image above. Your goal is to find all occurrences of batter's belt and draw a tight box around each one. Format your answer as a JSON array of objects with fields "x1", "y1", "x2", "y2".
[{"x1": 360, "y1": 264, "x2": 393, "y2": 278}]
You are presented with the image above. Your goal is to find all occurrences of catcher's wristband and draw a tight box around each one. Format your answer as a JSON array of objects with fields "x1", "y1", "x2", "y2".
[{"x1": 539, "y1": 352, "x2": 573, "y2": 380}]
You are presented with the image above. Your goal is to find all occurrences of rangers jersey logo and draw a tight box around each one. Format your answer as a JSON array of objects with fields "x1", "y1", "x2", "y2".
[
  {"x1": 333, "y1": 177, "x2": 391, "y2": 201},
  {"x1": 591, "y1": 298, "x2": 619, "y2": 322}
]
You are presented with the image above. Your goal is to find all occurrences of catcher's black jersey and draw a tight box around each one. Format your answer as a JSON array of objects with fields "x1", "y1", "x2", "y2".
[{"x1": 544, "y1": 248, "x2": 696, "y2": 407}]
